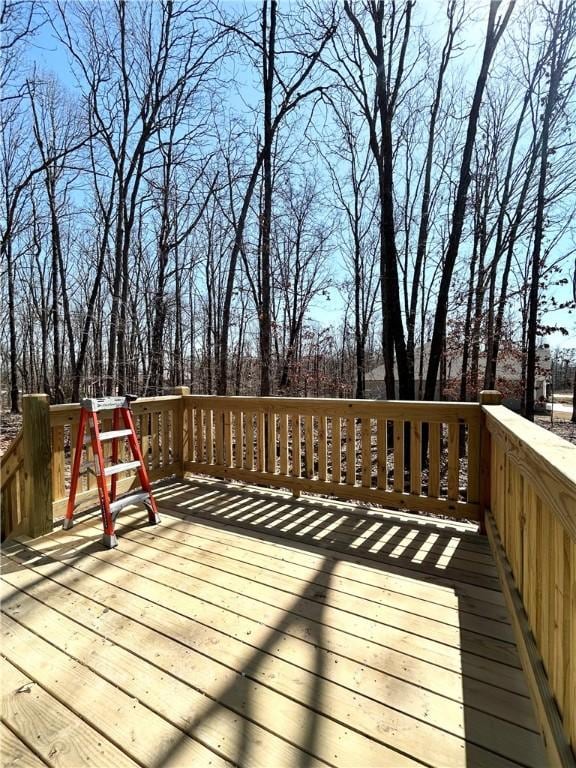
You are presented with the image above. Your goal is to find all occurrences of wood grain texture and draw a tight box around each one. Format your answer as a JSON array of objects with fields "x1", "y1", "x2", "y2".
[
  {"x1": 1, "y1": 494, "x2": 550, "y2": 768},
  {"x1": 486, "y1": 512, "x2": 575, "y2": 767},
  {"x1": 23, "y1": 394, "x2": 53, "y2": 538},
  {"x1": 0, "y1": 722, "x2": 46, "y2": 768},
  {"x1": 1, "y1": 658, "x2": 138, "y2": 768}
]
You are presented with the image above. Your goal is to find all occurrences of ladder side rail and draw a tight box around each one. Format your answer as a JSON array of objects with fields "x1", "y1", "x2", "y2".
[
  {"x1": 90, "y1": 413, "x2": 116, "y2": 543},
  {"x1": 111, "y1": 407, "x2": 120, "y2": 503},
  {"x1": 64, "y1": 409, "x2": 88, "y2": 528},
  {"x1": 121, "y1": 407, "x2": 159, "y2": 522}
]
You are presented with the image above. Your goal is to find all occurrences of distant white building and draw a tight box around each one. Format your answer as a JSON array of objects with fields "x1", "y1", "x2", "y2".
[{"x1": 365, "y1": 344, "x2": 551, "y2": 406}]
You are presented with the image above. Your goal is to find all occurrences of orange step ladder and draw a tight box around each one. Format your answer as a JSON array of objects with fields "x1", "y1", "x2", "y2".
[{"x1": 64, "y1": 395, "x2": 160, "y2": 548}]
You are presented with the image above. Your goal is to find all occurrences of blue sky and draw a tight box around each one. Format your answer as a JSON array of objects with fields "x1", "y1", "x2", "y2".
[{"x1": 23, "y1": 1, "x2": 576, "y2": 354}]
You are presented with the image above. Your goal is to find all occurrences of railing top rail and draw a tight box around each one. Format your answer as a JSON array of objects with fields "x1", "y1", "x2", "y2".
[
  {"x1": 483, "y1": 404, "x2": 576, "y2": 541},
  {"x1": 0, "y1": 429, "x2": 22, "y2": 466},
  {"x1": 183, "y1": 394, "x2": 481, "y2": 421},
  {"x1": 49, "y1": 394, "x2": 182, "y2": 415},
  {"x1": 0, "y1": 430, "x2": 23, "y2": 492}
]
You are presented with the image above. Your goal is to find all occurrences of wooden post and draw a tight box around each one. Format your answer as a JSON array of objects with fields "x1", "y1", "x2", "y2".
[
  {"x1": 22, "y1": 394, "x2": 53, "y2": 538},
  {"x1": 478, "y1": 390, "x2": 503, "y2": 534},
  {"x1": 172, "y1": 386, "x2": 190, "y2": 476}
]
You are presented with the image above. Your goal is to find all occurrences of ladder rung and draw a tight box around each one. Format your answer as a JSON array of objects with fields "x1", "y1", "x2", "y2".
[
  {"x1": 103, "y1": 460, "x2": 141, "y2": 477},
  {"x1": 109, "y1": 492, "x2": 150, "y2": 518},
  {"x1": 83, "y1": 429, "x2": 132, "y2": 446},
  {"x1": 99, "y1": 429, "x2": 133, "y2": 442}
]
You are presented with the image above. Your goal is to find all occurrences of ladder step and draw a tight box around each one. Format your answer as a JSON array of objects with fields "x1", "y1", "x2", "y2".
[
  {"x1": 101, "y1": 428, "x2": 133, "y2": 441},
  {"x1": 109, "y1": 492, "x2": 150, "y2": 518},
  {"x1": 81, "y1": 396, "x2": 133, "y2": 412},
  {"x1": 103, "y1": 460, "x2": 141, "y2": 477}
]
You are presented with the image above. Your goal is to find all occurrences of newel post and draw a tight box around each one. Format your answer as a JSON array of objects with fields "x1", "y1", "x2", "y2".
[
  {"x1": 171, "y1": 386, "x2": 190, "y2": 475},
  {"x1": 478, "y1": 390, "x2": 503, "y2": 534},
  {"x1": 22, "y1": 394, "x2": 53, "y2": 538}
]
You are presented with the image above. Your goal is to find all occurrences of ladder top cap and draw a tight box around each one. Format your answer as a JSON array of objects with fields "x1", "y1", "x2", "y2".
[{"x1": 81, "y1": 396, "x2": 136, "y2": 412}]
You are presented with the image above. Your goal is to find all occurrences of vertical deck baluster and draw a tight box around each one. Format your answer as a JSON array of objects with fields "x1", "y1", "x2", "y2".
[
  {"x1": 266, "y1": 411, "x2": 276, "y2": 474},
  {"x1": 257, "y1": 413, "x2": 266, "y2": 472},
  {"x1": 234, "y1": 410, "x2": 243, "y2": 469},
  {"x1": 292, "y1": 414, "x2": 301, "y2": 477},
  {"x1": 318, "y1": 415, "x2": 327, "y2": 482},
  {"x1": 214, "y1": 411, "x2": 224, "y2": 466},
  {"x1": 428, "y1": 422, "x2": 440, "y2": 497},
  {"x1": 393, "y1": 420, "x2": 404, "y2": 493},
  {"x1": 245, "y1": 413, "x2": 254, "y2": 470},
  {"x1": 410, "y1": 421, "x2": 421, "y2": 496},
  {"x1": 223, "y1": 410, "x2": 232, "y2": 467},
  {"x1": 194, "y1": 405, "x2": 205, "y2": 464},
  {"x1": 52, "y1": 425, "x2": 65, "y2": 502},
  {"x1": 305, "y1": 415, "x2": 314, "y2": 479},
  {"x1": 376, "y1": 418, "x2": 387, "y2": 490},
  {"x1": 467, "y1": 420, "x2": 480, "y2": 503},
  {"x1": 206, "y1": 409, "x2": 213, "y2": 464},
  {"x1": 447, "y1": 422, "x2": 459, "y2": 501},
  {"x1": 332, "y1": 417, "x2": 341, "y2": 483},
  {"x1": 152, "y1": 412, "x2": 161, "y2": 469},
  {"x1": 361, "y1": 418, "x2": 371, "y2": 488},
  {"x1": 346, "y1": 417, "x2": 355, "y2": 486},
  {"x1": 279, "y1": 412, "x2": 289, "y2": 476}
]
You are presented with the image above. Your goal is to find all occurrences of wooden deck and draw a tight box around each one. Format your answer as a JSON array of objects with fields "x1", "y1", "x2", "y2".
[{"x1": 1, "y1": 477, "x2": 547, "y2": 767}]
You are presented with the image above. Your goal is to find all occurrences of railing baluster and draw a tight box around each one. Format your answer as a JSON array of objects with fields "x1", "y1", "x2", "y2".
[
  {"x1": 410, "y1": 421, "x2": 421, "y2": 496},
  {"x1": 223, "y1": 410, "x2": 232, "y2": 467},
  {"x1": 361, "y1": 417, "x2": 371, "y2": 488},
  {"x1": 234, "y1": 410, "x2": 243, "y2": 469},
  {"x1": 447, "y1": 422, "x2": 459, "y2": 501},
  {"x1": 376, "y1": 418, "x2": 386, "y2": 490},
  {"x1": 245, "y1": 412, "x2": 254, "y2": 470},
  {"x1": 193, "y1": 407, "x2": 201, "y2": 462},
  {"x1": 266, "y1": 411, "x2": 275, "y2": 474},
  {"x1": 214, "y1": 411, "x2": 224, "y2": 466},
  {"x1": 393, "y1": 420, "x2": 404, "y2": 493},
  {"x1": 467, "y1": 420, "x2": 480, "y2": 503},
  {"x1": 52, "y1": 425, "x2": 65, "y2": 501},
  {"x1": 206, "y1": 409, "x2": 213, "y2": 464},
  {"x1": 162, "y1": 411, "x2": 170, "y2": 467},
  {"x1": 318, "y1": 415, "x2": 327, "y2": 482},
  {"x1": 292, "y1": 414, "x2": 301, "y2": 477},
  {"x1": 346, "y1": 417, "x2": 355, "y2": 486},
  {"x1": 152, "y1": 412, "x2": 161, "y2": 468},
  {"x1": 305, "y1": 415, "x2": 314, "y2": 479},
  {"x1": 428, "y1": 422, "x2": 440, "y2": 498},
  {"x1": 279, "y1": 412, "x2": 289, "y2": 476},
  {"x1": 332, "y1": 417, "x2": 341, "y2": 484},
  {"x1": 257, "y1": 412, "x2": 266, "y2": 472}
]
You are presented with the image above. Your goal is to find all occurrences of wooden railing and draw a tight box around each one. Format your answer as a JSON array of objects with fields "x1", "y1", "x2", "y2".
[
  {"x1": 483, "y1": 402, "x2": 576, "y2": 764},
  {"x1": 182, "y1": 394, "x2": 482, "y2": 520},
  {"x1": 0, "y1": 430, "x2": 23, "y2": 540}
]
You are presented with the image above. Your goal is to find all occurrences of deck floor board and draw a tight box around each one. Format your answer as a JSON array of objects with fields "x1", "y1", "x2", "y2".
[{"x1": 1, "y1": 478, "x2": 548, "y2": 768}]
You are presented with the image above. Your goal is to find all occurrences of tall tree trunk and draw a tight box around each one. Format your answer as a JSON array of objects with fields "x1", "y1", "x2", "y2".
[
  {"x1": 259, "y1": 0, "x2": 276, "y2": 396},
  {"x1": 6, "y1": 240, "x2": 19, "y2": 412},
  {"x1": 424, "y1": 1, "x2": 514, "y2": 400},
  {"x1": 525, "y1": 2, "x2": 566, "y2": 420}
]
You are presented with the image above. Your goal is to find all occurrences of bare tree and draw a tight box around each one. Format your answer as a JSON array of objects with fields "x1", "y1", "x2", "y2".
[
  {"x1": 525, "y1": 0, "x2": 576, "y2": 419},
  {"x1": 216, "y1": 0, "x2": 336, "y2": 395}
]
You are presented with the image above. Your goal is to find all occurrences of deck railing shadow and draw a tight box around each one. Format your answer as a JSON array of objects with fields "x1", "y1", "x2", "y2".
[
  {"x1": 149, "y1": 479, "x2": 544, "y2": 767},
  {"x1": 2, "y1": 390, "x2": 574, "y2": 763}
]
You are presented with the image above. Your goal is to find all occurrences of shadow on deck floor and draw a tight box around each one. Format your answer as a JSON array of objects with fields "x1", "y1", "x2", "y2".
[{"x1": 0, "y1": 477, "x2": 546, "y2": 767}]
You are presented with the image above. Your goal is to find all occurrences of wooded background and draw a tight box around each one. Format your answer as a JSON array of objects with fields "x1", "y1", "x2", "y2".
[{"x1": 1, "y1": 0, "x2": 575, "y2": 418}]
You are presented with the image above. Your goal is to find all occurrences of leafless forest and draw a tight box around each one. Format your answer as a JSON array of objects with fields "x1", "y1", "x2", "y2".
[{"x1": 1, "y1": 0, "x2": 575, "y2": 419}]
